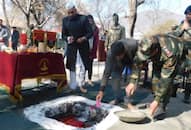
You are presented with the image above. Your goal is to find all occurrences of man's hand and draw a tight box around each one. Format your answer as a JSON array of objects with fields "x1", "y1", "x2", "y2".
[
  {"x1": 77, "y1": 36, "x2": 87, "y2": 43},
  {"x1": 96, "y1": 91, "x2": 104, "y2": 102},
  {"x1": 149, "y1": 100, "x2": 159, "y2": 115},
  {"x1": 67, "y1": 36, "x2": 74, "y2": 44},
  {"x1": 125, "y1": 83, "x2": 136, "y2": 96},
  {"x1": 104, "y1": 48, "x2": 108, "y2": 52},
  {"x1": 0, "y1": 37, "x2": 3, "y2": 42}
]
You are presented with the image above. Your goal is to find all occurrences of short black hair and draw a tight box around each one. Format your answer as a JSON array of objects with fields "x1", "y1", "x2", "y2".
[
  {"x1": 87, "y1": 14, "x2": 93, "y2": 19},
  {"x1": 111, "y1": 41, "x2": 125, "y2": 57}
]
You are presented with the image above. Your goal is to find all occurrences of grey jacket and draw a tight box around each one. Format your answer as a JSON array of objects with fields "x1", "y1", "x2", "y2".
[{"x1": 100, "y1": 38, "x2": 138, "y2": 91}]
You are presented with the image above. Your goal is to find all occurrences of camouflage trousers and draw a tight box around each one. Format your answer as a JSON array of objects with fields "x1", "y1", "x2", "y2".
[{"x1": 152, "y1": 72, "x2": 174, "y2": 108}]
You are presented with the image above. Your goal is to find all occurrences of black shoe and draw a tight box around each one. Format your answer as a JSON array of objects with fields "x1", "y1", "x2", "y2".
[
  {"x1": 171, "y1": 93, "x2": 177, "y2": 97},
  {"x1": 183, "y1": 99, "x2": 190, "y2": 104},
  {"x1": 153, "y1": 106, "x2": 166, "y2": 121}
]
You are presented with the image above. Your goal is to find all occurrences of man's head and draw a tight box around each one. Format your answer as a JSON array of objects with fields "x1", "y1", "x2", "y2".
[
  {"x1": 184, "y1": 5, "x2": 191, "y2": 25},
  {"x1": 112, "y1": 13, "x2": 119, "y2": 26},
  {"x1": 111, "y1": 41, "x2": 125, "y2": 60},
  {"x1": 66, "y1": 2, "x2": 77, "y2": 18},
  {"x1": 30, "y1": 24, "x2": 34, "y2": 30},
  {"x1": 137, "y1": 35, "x2": 160, "y2": 61},
  {"x1": 12, "y1": 27, "x2": 17, "y2": 30},
  {"x1": 87, "y1": 15, "x2": 94, "y2": 25}
]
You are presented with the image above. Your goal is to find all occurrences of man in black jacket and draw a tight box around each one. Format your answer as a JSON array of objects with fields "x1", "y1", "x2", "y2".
[
  {"x1": 96, "y1": 39, "x2": 138, "y2": 104},
  {"x1": 11, "y1": 27, "x2": 20, "y2": 51},
  {"x1": 62, "y1": 3, "x2": 93, "y2": 93}
]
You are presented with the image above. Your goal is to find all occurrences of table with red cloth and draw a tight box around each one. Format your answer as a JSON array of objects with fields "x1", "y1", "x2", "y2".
[{"x1": 0, "y1": 52, "x2": 67, "y2": 102}]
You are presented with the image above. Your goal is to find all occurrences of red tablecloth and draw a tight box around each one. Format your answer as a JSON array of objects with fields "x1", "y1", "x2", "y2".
[{"x1": 0, "y1": 52, "x2": 67, "y2": 101}]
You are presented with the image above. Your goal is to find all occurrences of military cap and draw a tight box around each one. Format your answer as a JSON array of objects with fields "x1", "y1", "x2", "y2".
[
  {"x1": 137, "y1": 36, "x2": 159, "y2": 61},
  {"x1": 184, "y1": 5, "x2": 191, "y2": 15}
]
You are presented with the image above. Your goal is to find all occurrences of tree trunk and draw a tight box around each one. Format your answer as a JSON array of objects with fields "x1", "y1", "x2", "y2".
[
  {"x1": 26, "y1": 14, "x2": 30, "y2": 28},
  {"x1": 127, "y1": 0, "x2": 144, "y2": 38},
  {"x1": 97, "y1": 13, "x2": 105, "y2": 32}
]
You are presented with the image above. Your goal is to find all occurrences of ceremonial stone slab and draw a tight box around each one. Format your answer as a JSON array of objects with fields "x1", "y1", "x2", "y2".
[{"x1": 115, "y1": 109, "x2": 147, "y2": 123}]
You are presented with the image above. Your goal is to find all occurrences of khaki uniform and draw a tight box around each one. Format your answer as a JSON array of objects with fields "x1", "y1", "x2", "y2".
[
  {"x1": 105, "y1": 25, "x2": 126, "y2": 50},
  {"x1": 129, "y1": 34, "x2": 184, "y2": 106}
]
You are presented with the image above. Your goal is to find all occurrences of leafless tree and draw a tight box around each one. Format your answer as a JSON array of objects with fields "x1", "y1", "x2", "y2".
[
  {"x1": 145, "y1": 0, "x2": 160, "y2": 26},
  {"x1": 31, "y1": 0, "x2": 67, "y2": 28},
  {"x1": 127, "y1": 0, "x2": 145, "y2": 38},
  {"x1": 10, "y1": 0, "x2": 32, "y2": 28},
  {"x1": 1, "y1": 0, "x2": 10, "y2": 27},
  {"x1": 75, "y1": 0, "x2": 88, "y2": 14},
  {"x1": 86, "y1": 0, "x2": 126, "y2": 32},
  {"x1": 10, "y1": 0, "x2": 66, "y2": 29}
]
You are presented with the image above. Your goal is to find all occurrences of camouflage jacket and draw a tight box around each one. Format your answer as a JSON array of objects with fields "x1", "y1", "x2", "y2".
[
  {"x1": 129, "y1": 34, "x2": 184, "y2": 102},
  {"x1": 171, "y1": 23, "x2": 191, "y2": 40},
  {"x1": 105, "y1": 24, "x2": 126, "y2": 50},
  {"x1": 171, "y1": 23, "x2": 191, "y2": 71}
]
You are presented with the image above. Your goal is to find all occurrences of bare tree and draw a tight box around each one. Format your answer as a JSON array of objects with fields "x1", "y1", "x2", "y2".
[
  {"x1": 30, "y1": 0, "x2": 67, "y2": 28},
  {"x1": 75, "y1": 0, "x2": 88, "y2": 14},
  {"x1": 144, "y1": 19, "x2": 177, "y2": 36},
  {"x1": 10, "y1": 0, "x2": 66, "y2": 29},
  {"x1": 145, "y1": 0, "x2": 160, "y2": 26},
  {"x1": 87, "y1": 0, "x2": 126, "y2": 32},
  {"x1": 127, "y1": 0, "x2": 145, "y2": 38},
  {"x1": 94, "y1": 0, "x2": 105, "y2": 31},
  {"x1": 10, "y1": 0, "x2": 32, "y2": 28},
  {"x1": 1, "y1": 0, "x2": 10, "y2": 27}
]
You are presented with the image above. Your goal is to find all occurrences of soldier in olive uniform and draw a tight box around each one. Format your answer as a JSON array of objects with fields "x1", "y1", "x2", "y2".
[
  {"x1": 105, "y1": 13, "x2": 126, "y2": 51},
  {"x1": 126, "y1": 34, "x2": 184, "y2": 120},
  {"x1": 172, "y1": 5, "x2": 191, "y2": 39},
  {"x1": 170, "y1": 5, "x2": 191, "y2": 103}
]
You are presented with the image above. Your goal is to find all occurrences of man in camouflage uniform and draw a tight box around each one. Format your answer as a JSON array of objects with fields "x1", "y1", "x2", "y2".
[
  {"x1": 172, "y1": 5, "x2": 191, "y2": 39},
  {"x1": 170, "y1": 5, "x2": 191, "y2": 103},
  {"x1": 126, "y1": 34, "x2": 184, "y2": 119},
  {"x1": 105, "y1": 13, "x2": 126, "y2": 51}
]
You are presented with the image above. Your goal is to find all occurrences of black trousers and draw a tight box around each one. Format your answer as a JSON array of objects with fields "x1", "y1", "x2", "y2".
[
  {"x1": 88, "y1": 59, "x2": 93, "y2": 80},
  {"x1": 12, "y1": 42, "x2": 18, "y2": 51}
]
